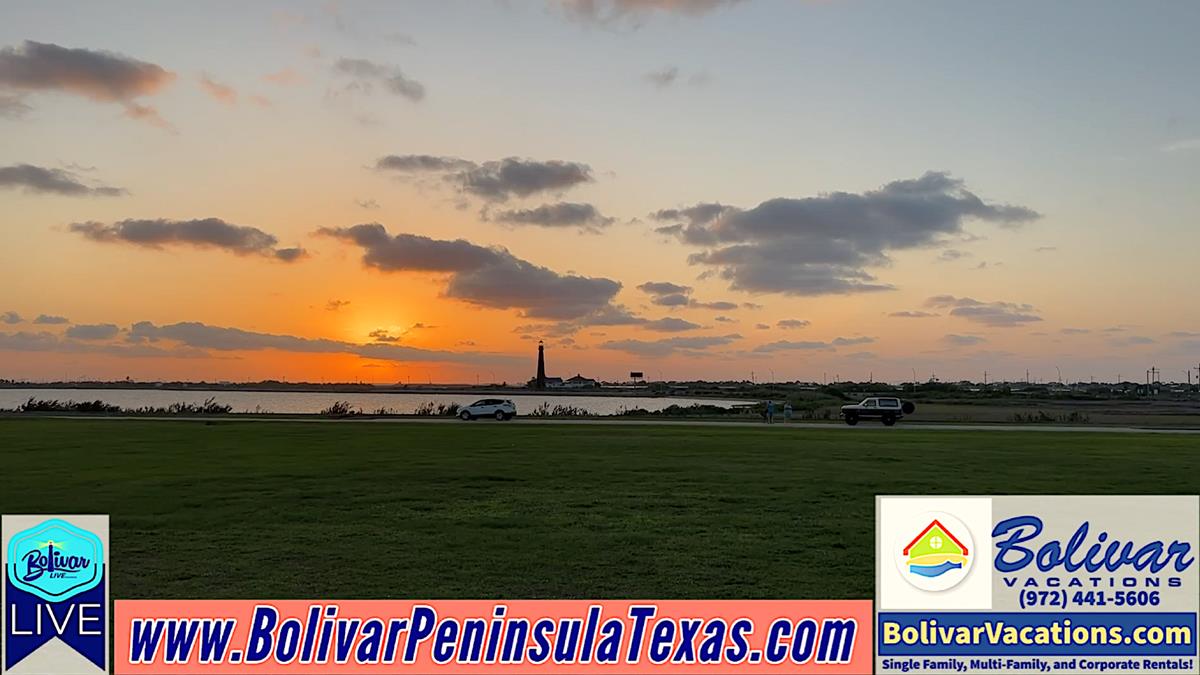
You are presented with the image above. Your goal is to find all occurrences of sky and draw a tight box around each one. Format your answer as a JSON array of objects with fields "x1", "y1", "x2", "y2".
[{"x1": 1, "y1": 0, "x2": 1198, "y2": 385}]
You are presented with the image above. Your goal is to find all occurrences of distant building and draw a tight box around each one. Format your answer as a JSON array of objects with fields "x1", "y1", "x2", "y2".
[{"x1": 529, "y1": 342, "x2": 597, "y2": 389}]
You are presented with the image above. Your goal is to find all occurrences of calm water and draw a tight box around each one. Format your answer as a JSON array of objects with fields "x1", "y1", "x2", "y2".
[{"x1": 0, "y1": 388, "x2": 748, "y2": 416}]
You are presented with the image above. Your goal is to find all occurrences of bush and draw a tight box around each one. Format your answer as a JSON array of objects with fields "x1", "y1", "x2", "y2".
[
  {"x1": 528, "y1": 402, "x2": 593, "y2": 417},
  {"x1": 319, "y1": 401, "x2": 358, "y2": 417}
]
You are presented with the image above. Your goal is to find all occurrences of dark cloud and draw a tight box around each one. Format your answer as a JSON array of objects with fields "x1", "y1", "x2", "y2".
[
  {"x1": 889, "y1": 310, "x2": 938, "y2": 318},
  {"x1": 332, "y1": 58, "x2": 425, "y2": 102},
  {"x1": 559, "y1": 0, "x2": 744, "y2": 25},
  {"x1": 714, "y1": 316, "x2": 736, "y2": 323},
  {"x1": 460, "y1": 158, "x2": 593, "y2": 201},
  {"x1": 490, "y1": 202, "x2": 613, "y2": 232},
  {"x1": 0, "y1": 164, "x2": 125, "y2": 196},
  {"x1": 65, "y1": 323, "x2": 120, "y2": 340},
  {"x1": 636, "y1": 280, "x2": 737, "y2": 311},
  {"x1": 128, "y1": 320, "x2": 515, "y2": 365},
  {"x1": 374, "y1": 154, "x2": 476, "y2": 172},
  {"x1": 0, "y1": 41, "x2": 175, "y2": 126},
  {"x1": 1, "y1": 311, "x2": 21, "y2": 324},
  {"x1": 600, "y1": 334, "x2": 741, "y2": 357},
  {"x1": 489, "y1": 199, "x2": 614, "y2": 230},
  {"x1": 0, "y1": 330, "x2": 206, "y2": 358},
  {"x1": 943, "y1": 334, "x2": 987, "y2": 346},
  {"x1": 925, "y1": 295, "x2": 1042, "y2": 327},
  {"x1": 33, "y1": 314, "x2": 69, "y2": 324},
  {"x1": 656, "y1": 172, "x2": 1039, "y2": 295},
  {"x1": 198, "y1": 73, "x2": 237, "y2": 105},
  {"x1": 375, "y1": 154, "x2": 593, "y2": 202},
  {"x1": 319, "y1": 223, "x2": 620, "y2": 319},
  {"x1": 369, "y1": 329, "x2": 400, "y2": 343},
  {"x1": 752, "y1": 335, "x2": 874, "y2": 353},
  {"x1": 755, "y1": 323, "x2": 769, "y2": 330},
  {"x1": 777, "y1": 319, "x2": 810, "y2": 329},
  {"x1": 70, "y1": 218, "x2": 306, "y2": 261},
  {"x1": 642, "y1": 317, "x2": 701, "y2": 332}
]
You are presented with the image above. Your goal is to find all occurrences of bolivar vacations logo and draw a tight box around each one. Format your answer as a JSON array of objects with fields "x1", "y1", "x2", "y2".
[
  {"x1": 894, "y1": 512, "x2": 975, "y2": 592},
  {"x1": 2, "y1": 515, "x2": 109, "y2": 675}
]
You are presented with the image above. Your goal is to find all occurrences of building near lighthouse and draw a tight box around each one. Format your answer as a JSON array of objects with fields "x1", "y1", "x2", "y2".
[{"x1": 528, "y1": 341, "x2": 597, "y2": 390}]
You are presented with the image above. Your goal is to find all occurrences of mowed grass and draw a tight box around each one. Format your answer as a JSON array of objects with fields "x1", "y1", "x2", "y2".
[{"x1": 1, "y1": 419, "x2": 1196, "y2": 600}]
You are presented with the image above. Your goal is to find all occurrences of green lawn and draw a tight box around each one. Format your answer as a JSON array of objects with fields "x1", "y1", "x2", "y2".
[{"x1": 1, "y1": 418, "x2": 1196, "y2": 600}]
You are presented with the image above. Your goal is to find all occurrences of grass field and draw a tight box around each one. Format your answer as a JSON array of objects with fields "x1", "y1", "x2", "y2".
[{"x1": 1, "y1": 418, "x2": 1197, "y2": 600}]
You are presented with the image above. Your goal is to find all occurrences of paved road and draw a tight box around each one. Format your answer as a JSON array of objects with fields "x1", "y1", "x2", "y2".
[{"x1": 19, "y1": 414, "x2": 1200, "y2": 434}]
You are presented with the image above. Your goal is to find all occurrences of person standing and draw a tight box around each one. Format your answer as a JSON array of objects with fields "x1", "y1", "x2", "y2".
[
  {"x1": 784, "y1": 402, "x2": 793, "y2": 422},
  {"x1": 766, "y1": 399, "x2": 775, "y2": 424}
]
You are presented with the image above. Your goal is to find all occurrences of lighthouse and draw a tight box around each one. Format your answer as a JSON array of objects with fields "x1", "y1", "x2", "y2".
[{"x1": 535, "y1": 340, "x2": 546, "y2": 389}]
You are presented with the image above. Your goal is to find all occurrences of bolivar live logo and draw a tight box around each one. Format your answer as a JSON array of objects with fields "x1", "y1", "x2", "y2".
[{"x1": 2, "y1": 515, "x2": 109, "y2": 675}]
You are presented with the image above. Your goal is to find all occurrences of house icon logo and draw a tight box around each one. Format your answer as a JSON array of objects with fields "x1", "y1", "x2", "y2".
[{"x1": 893, "y1": 511, "x2": 975, "y2": 591}]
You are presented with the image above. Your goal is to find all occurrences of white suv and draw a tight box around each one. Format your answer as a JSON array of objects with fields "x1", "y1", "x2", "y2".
[{"x1": 459, "y1": 399, "x2": 517, "y2": 421}]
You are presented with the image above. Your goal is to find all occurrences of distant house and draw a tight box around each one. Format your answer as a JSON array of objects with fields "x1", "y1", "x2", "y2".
[{"x1": 548, "y1": 374, "x2": 597, "y2": 390}]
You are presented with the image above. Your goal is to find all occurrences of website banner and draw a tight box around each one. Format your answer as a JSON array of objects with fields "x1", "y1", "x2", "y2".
[
  {"x1": 114, "y1": 599, "x2": 872, "y2": 674},
  {"x1": 876, "y1": 496, "x2": 1199, "y2": 674}
]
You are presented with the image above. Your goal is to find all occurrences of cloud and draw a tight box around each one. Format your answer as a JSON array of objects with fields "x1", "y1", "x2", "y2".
[
  {"x1": 490, "y1": 202, "x2": 613, "y2": 232},
  {"x1": 938, "y1": 248, "x2": 971, "y2": 262},
  {"x1": 375, "y1": 154, "x2": 476, "y2": 172},
  {"x1": 777, "y1": 319, "x2": 810, "y2": 329},
  {"x1": 752, "y1": 335, "x2": 874, "y2": 353},
  {"x1": 655, "y1": 172, "x2": 1039, "y2": 295},
  {"x1": 1109, "y1": 335, "x2": 1155, "y2": 347},
  {"x1": 33, "y1": 314, "x2": 69, "y2": 324},
  {"x1": 889, "y1": 310, "x2": 938, "y2": 318},
  {"x1": 374, "y1": 154, "x2": 593, "y2": 202},
  {"x1": 198, "y1": 73, "x2": 237, "y2": 105},
  {"x1": 642, "y1": 317, "x2": 702, "y2": 332},
  {"x1": 128, "y1": 320, "x2": 515, "y2": 365},
  {"x1": 319, "y1": 223, "x2": 620, "y2": 319},
  {"x1": 943, "y1": 334, "x2": 987, "y2": 346},
  {"x1": 70, "y1": 218, "x2": 307, "y2": 261},
  {"x1": 332, "y1": 58, "x2": 424, "y2": 102},
  {"x1": 1034, "y1": 246, "x2": 1057, "y2": 252},
  {"x1": 0, "y1": 94, "x2": 31, "y2": 119},
  {"x1": 0, "y1": 330, "x2": 207, "y2": 358},
  {"x1": 1167, "y1": 331, "x2": 1200, "y2": 339},
  {"x1": 355, "y1": 198, "x2": 380, "y2": 210},
  {"x1": 600, "y1": 334, "x2": 741, "y2": 357},
  {"x1": 1, "y1": 311, "x2": 21, "y2": 324},
  {"x1": 925, "y1": 295, "x2": 1042, "y2": 326},
  {"x1": 714, "y1": 315, "x2": 736, "y2": 323},
  {"x1": 644, "y1": 66, "x2": 709, "y2": 88},
  {"x1": 645, "y1": 66, "x2": 679, "y2": 88},
  {"x1": 65, "y1": 323, "x2": 120, "y2": 340},
  {"x1": 325, "y1": 299, "x2": 350, "y2": 312},
  {"x1": 1161, "y1": 138, "x2": 1200, "y2": 153},
  {"x1": 636, "y1": 280, "x2": 738, "y2": 311},
  {"x1": 752, "y1": 340, "x2": 832, "y2": 353},
  {"x1": 754, "y1": 323, "x2": 769, "y2": 330},
  {"x1": 369, "y1": 329, "x2": 400, "y2": 343},
  {"x1": 0, "y1": 40, "x2": 175, "y2": 126},
  {"x1": 558, "y1": 0, "x2": 744, "y2": 25},
  {"x1": 0, "y1": 164, "x2": 126, "y2": 196},
  {"x1": 1060, "y1": 327, "x2": 1091, "y2": 335},
  {"x1": 264, "y1": 68, "x2": 304, "y2": 86}
]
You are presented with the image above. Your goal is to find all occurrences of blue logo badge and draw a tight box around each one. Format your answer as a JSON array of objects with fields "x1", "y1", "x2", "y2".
[{"x1": 6, "y1": 518, "x2": 104, "y2": 603}]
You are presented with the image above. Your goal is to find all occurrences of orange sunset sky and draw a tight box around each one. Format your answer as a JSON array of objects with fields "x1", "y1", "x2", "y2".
[{"x1": 2, "y1": 1, "x2": 1198, "y2": 384}]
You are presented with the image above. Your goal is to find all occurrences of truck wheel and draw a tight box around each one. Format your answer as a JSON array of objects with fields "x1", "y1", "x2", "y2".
[
  {"x1": 901, "y1": 401, "x2": 916, "y2": 414},
  {"x1": 460, "y1": 410, "x2": 473, "y2": 421},
  {"x1": 882, "y1": 414, "x2": 896, "y2": 426},
  {"x1": 844, "y1": 414, "x2": 859, "y2": 426}
]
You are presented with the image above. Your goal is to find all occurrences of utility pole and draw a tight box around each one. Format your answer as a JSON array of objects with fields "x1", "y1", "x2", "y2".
[{"x1": 983, "y1": 370, "x2": 988, "y2": 385}]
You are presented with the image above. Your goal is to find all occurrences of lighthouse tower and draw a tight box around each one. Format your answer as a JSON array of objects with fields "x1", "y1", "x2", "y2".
[{"x1": 535, "y1": 340, "x2": 547, "y2": 389}]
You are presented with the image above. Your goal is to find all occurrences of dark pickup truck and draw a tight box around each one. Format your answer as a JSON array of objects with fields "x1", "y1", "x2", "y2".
[{"x1": 839, "y1": 397, "x2": 916, "y2": 426}]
